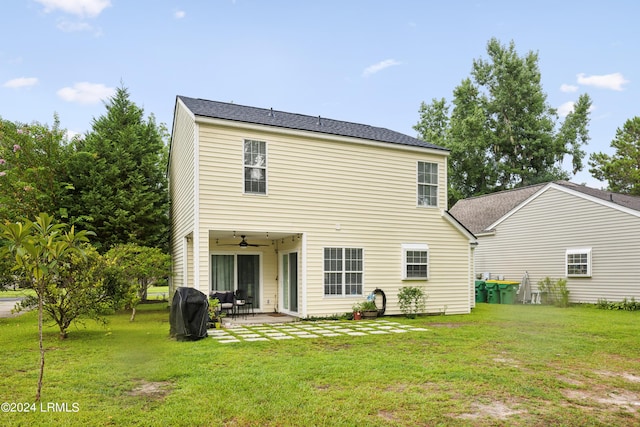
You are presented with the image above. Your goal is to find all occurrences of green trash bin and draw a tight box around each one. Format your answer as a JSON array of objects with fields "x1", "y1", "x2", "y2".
[
  {"x1": 485, "y1": 281, "x2": 501, "y2": 304},
  {"x1": 498, "y1": 281, "x2": 520, "y2": 304},
  {"x1": 475, "y1": 280, "x2": 487, "y2": 303}
]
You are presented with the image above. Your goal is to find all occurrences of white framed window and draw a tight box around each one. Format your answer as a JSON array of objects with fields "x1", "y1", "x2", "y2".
[
  {"x1": 244, "y1": 139, "x2": 267, "y2": 194},
  {"x1": 417, "y1": 161, "x2": 438, "y2": 207},
  {"x1": 403, "y1": 243, "x2": 429, "y2": 280},
  {"x1": 566, "y1": 248, "x2": 592, "y2": 277},
  {"x1": 323, "y1": 248, "x2": 363, "y2": 296}
]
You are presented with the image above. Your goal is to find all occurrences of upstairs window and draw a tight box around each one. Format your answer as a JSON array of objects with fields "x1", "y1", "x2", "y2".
[
  {"x1": 244, "y1": 139, "x2": 267, "y2": 194},
  {"x1": 566, "y1": 248, "x2": 592, "y2": 277},
  {"x1": 417, "y1": 161, "x2": 438, "y2": 207}
]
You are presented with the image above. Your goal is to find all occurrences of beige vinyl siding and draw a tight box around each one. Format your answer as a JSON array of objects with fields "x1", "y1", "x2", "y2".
[
  {"x1": 169, "y1": 101, "x2": 196, "y2": 289},
  {"x1": 475, "y1": 187, "x2": 640, "y2": 303},
  {"x1": 194, "y1": 122, "x2": 472, "y2": 315}
]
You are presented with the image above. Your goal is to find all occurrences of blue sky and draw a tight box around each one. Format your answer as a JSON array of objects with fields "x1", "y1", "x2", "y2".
[{"x1": 1, "y1": 0, "x2": 638, "y2": 188}]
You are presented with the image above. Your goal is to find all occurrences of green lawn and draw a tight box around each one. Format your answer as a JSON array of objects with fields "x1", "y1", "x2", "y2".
[{"x1": 1, "y1": 303, "x2": 639, "y2": 426}]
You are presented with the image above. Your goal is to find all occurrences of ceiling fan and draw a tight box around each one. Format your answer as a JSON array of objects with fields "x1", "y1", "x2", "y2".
[{"x1": 219, "y1": 235, "x2": 269, "y2": 248}]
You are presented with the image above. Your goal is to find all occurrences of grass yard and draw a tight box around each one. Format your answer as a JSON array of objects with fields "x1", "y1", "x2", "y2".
[{"x1": 1, "y1": 303, "x2": 639, "y2": 426}]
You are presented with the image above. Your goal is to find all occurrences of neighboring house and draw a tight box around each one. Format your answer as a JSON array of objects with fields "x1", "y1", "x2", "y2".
[
  {"x1": 450, "y1": 181, "x2": 640, "y2": 303},
  {"x1": 168, "y1": 96, "x2": 477, "y2": 318}
]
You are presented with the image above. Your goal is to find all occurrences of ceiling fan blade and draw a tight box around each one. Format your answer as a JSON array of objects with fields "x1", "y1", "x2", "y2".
[{"x1": 216, "y1": 235, "x2": 270, "y2": 247}]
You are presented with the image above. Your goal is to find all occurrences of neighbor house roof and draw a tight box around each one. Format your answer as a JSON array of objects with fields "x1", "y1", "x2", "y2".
[
  {"x1": 177, "y1": 96, "x2": 447, "y2": 152},
  {"x1": 449, "y1": 181, "x2": 640, "y2": 234}
]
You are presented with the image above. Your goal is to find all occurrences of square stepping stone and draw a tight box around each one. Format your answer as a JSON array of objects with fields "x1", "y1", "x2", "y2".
[
  {"x1": 236, "y1": 333, "x2": 263, "y2": 339},
  {"x1": 263, "y1": 332, "x2": 289, "y2": 338},
  {"x1": 244, "y1": 337, "x2": 269, "y2": 342},
  {"x1": 271, "y1": 335, "x2": 295, "y2": 340},
  {"x1": 316, "y1": 330, "x2": 342, "y2": 336}
]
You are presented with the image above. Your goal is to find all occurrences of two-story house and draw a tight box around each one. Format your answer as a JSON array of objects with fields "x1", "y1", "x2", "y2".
[{"x1": 168, "y1": 96, "x2": 476, "y2": 318}]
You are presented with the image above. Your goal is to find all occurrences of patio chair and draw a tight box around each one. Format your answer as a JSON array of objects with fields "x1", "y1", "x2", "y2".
[
  {"x1": 234, "y1": 289, "x2": 248, "y2": 319},
  {"x1": 210, "y1": 291, "x2": 234, "y2": 318}
]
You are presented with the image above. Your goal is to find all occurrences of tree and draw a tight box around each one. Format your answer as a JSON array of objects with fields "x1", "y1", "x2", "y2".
[
  {"x1": 105, "y1": 243, "x2": 171, "y2": 321},
  {"x1": 66, "y1": 86, "x2": 169, "y2": 252},
  {"x1": 589, "y1": 117, "x2": 640, "y2": 195},
  {"x1": 414, "y1": 38, "x2": 592, "y2": 207},
  {"x1": 0, "y1": 115, "x2": 73, "y2": 222},
  {"x1": 14, "y1": 244, "x2": 113, "y2": 339},
  {"x1": 0, "y1": 213, "x2": 93, "y2": 401}
]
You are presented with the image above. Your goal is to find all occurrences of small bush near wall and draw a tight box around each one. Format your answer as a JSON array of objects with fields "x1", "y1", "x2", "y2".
[
  {"x1": 537, "y1": 277, "x2": 570, "y2": 308},
  {"x1": 398, "y1": 286, "x2": 427, "y2": 318},
  {"x1": 596, "y1": 297, "x2": 640, "y2": 311}
]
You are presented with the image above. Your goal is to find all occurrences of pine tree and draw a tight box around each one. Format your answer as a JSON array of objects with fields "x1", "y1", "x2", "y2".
[{"x1": 66, "y1": 87, "x2": 169, "y2": 252}]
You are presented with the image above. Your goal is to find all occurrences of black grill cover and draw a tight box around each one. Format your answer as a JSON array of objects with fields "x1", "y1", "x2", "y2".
[{"x1": 170, "y1": 287, "x2": 209, "y2": 341}]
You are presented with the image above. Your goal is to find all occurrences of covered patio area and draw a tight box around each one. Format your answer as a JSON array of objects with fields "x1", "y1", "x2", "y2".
[{"x1": 221, "y1": 312, "x2": 298, "y2": 327}]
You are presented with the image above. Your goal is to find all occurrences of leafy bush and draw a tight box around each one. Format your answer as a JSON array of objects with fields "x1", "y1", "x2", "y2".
[
  {"x1": 596, "y1": 297, "x2": 640, "y2": 311},
  {"x1": 360, "y1": 300, "x2": 377, "y2": 311},
  {"x1": 398, "y1": 286, "x2": 427, "y2": 318},
  {"x1": 537, "y1": 277, "x2": 570, "y2": 307}
]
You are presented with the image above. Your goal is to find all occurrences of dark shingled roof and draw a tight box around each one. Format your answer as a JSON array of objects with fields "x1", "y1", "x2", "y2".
[
  {"x1": 178, "y1": 96, "x2": 447, "y2": 151},
  {"x1": 449, "y1": 180, "x2": 640, "y2": 234}
]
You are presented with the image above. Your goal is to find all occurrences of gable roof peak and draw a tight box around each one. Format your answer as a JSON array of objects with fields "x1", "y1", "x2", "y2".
[{"x1": 450, "y1": 180, "x2": 640, "y2": 234}]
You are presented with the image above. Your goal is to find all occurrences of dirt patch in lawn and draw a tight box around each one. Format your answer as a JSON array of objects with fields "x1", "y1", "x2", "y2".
[
  {"x1": 595, "y1": 370, "x2": 640, "y2": 383},
  {"x1": 128, "y1": 380, "x2": 173, "y2": 400},
  {"x1": 457, "y1": 401, "x2": 526, "y2": 420},
  {"x1": 560, "y1": 369, "x2": 640, "y2": 415},
  {"x1": 563, "y1": 388, "x2": 640, "y2": 413}
]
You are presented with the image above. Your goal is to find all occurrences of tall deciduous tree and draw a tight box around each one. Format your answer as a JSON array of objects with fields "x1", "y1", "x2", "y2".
[
  {"x1": 415, "y1": 38, "x2": 592, "y2": 207},
  {"x1": 0, "y1": 115, "x2": 72, "y2": 222},
  {"x1": 589, "y1": 117, "x2": 640, "y2": 195},
  {"x1": 66, "y1": 87, "x2": 169, "y2": 252}
]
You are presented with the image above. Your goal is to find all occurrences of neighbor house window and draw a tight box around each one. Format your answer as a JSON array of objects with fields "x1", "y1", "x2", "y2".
[
  {"x1": 566, "y1": 248, "x2": 592, "y2": 277},
  {"x1": 244, "y1": 139, "x2": 267, "y2": 194},
  {"x1": 417, "y1": 161, "x2": 438, "y2": 207},
  {"x1": 324, "y1": 248, "x2": 363, "y2": 296},
  {"x1": 403, "y1": 243, "x2": 429, "y2": 279}
]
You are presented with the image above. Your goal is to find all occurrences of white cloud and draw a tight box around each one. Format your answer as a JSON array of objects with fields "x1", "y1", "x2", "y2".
[
  {"x1": 362, "y1": 59, "x2": 402, "y2": 77},
  {"x1": 557, "y1": 101, "x2": 575, "y2": 118},
  {"x1": 57, "y1": 20, "x2": 93, "y2": 32},
  {"x1": 57, "y1": 82, "x2": 115, "y2": 104},
  {"x1": 576, "y1": 72, "x2": 629, "y2": 91},
  {"x1": 175, "y1": 10, "x2": 186, "y2": 19},
  {"x1": 66, "y1": 129, "x2": 83, "y2": 140},
  {"x1": 560, "y1": 84, "x2": 578, "y2": 93},
  {"x1": 557, "y1": 100, "x2": 596, "y2": 118},
  {"x1": 3, "y1": 77, "x2": 39, "y2": 89},
  {"x1": 35, "y1": 0, "x2": 111, "y2": 18}
]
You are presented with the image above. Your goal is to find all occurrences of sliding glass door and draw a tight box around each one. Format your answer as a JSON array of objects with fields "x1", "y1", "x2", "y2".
[
  {"x1": 211, "y1": 253, "x2": 260, "y2": 309},
  {"x1": 281, "y1": 252, "x2": 298, "y2": 313}
]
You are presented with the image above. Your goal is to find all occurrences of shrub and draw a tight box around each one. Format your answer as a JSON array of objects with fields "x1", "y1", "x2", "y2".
[
  {"x1": 537, "y1": 277, "x2": 570, "y2": 307},
  {"x1": 397, "y1": 286, "x2": 427, "y2": 318},
  {"x1": 596, "y1": 297, "x2": 640, "y2": 311}
]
